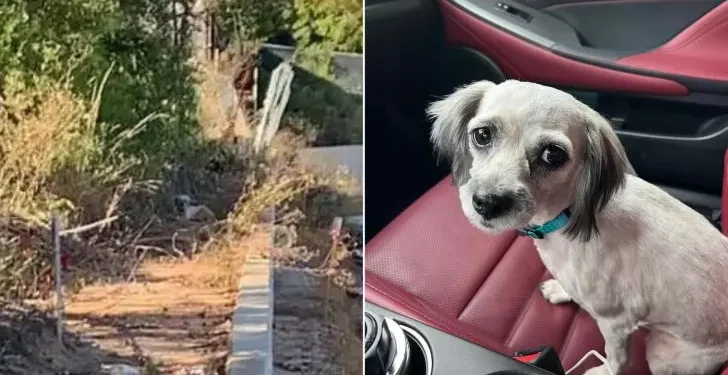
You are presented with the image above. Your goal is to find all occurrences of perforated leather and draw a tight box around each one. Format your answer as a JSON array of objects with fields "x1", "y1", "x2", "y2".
[
  {"x1": 365, "y1": 177, "x2": 652, "y2": 374},
  {"x1": 723, "y1": 148, "x2": 728, "y2": 236}
]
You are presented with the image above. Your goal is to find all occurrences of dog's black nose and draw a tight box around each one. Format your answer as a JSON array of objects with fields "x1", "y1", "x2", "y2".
[{"x1": 472, "y1": 194, "x2": 514, "y2": 219}]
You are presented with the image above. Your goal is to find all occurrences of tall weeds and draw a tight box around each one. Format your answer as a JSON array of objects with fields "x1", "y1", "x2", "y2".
[
  {"x1": 0, "y1": 72, "x2": 147, "y2": 225},
  {"x1": 0, "y1": 71, "x2": 144, "y2": 297}
]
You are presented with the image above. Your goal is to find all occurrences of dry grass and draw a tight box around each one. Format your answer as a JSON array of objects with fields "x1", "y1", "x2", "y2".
[
  {"x1": 0, "y1": 63, "x2": 253, "y2": 300},
  {"x1": 57, "y1": 137, "x2": 361, "y2": 373},
  {"x1": 0, "y1": 73, "x2": 160, "y2": 299},
  {"x1": 0, "y1": 36, "x2": 361, "y2": 373},
  {"x1": 196, "y1": 42, "x2": 260, "y2": 143},
  {"x1": 0, "y1": 75, "x2": 129, "y2": 224},
  {"x1": 196, "y1": 64, "x2": 236, "y2": 141}
]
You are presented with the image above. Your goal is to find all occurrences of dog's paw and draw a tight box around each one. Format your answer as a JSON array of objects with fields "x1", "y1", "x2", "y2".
[
  {"x1": 583, "y1": 364, "x2": 612, "y2": 375},
  {"x1": 539, "y1": 279, "x2": 572, "y2": 304}
]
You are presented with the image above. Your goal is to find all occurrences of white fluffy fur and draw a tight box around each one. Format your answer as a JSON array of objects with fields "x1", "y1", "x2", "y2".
[{"x1": 428, "y1": 80, "x2": 728, "y2": 375}]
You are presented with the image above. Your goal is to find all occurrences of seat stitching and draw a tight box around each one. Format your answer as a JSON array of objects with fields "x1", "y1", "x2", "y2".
[
  {"x1": 457, "y1": 234, "x2": 517, "y2": 318},
  {"x1": 660, "y1": 15, "x2": 727, "y2": 51},
  {"x1": 369, "y1": 282, "x2": 469, "y2": 339},
  {"x1": 558, "y1": 308, "x2": 583, "y2": 363},
  {"x1": 367, "y1": 282, "x2": 453, "y2": 330},
  {"x1": 504, "y1": 286, "x2": 540, "y2": 347},
  {"x1": 367, "y1": 281, "x2": 505, "y2": 353},
  {"x1": 503, "y1": 260, "x2": 547, "y2": 346}
]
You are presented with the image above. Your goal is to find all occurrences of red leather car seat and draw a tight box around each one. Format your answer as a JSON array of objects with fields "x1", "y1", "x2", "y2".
[
  {"x1": 366, "y1": 163, "x2": 728, "y2": 374},
  {"x1": 723, "y1": 148, "x2": 728, "y2": 237}
]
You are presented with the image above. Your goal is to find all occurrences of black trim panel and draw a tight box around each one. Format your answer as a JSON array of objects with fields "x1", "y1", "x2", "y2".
[
  {"x1": 448, "y1": 0, "x2": 581, "y2": 47},
  {"x1": 366, "y1": 0, "x2": 424, "y2": 21},
  {"x1": 447, "y1": 0, "x2": 728, "y2": 95},
  {"x1": 546, "y1": 0, "x2": 721, "y2": 51},
  {"x1": 366, "y1": 303, "x2": 559, "y2": 375}
]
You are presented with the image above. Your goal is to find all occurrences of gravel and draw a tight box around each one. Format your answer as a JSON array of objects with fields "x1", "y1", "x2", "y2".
[{"x1": 272, "y1": 267, "x2": 362, "y2": 375}]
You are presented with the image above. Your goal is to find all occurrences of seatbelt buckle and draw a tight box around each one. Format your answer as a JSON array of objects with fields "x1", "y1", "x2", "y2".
[{"x1": 512, "y1": 346, "x2": 566, "y2": 375}]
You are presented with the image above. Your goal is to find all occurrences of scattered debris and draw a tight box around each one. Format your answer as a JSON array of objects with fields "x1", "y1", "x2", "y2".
[
  {"x1": 0, "y1": 301, "x2": 137, "y2": 375},
  {"x1": 172, "y1": 364, "x2": 207, "y2": 375},
  {"x1": 101, "y1": 363, "x2": 141, "y2": 375},
  {"x1": 271, "y1": 185, "x2": 362, "y2": 375}
]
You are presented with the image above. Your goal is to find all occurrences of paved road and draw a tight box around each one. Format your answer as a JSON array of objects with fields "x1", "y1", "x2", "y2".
[
  {"x1": 229, "y1": 145, "x2": 362, "y2": 375},
  {"x1": 298, "y1": 145, "x2": 363, "y2": 186}
]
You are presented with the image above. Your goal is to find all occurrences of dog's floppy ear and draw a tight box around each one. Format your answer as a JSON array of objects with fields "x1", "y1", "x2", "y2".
[
  {"x1": 427, "y1": 81, "x2": 495, "y2": 186},
  {"x1": 564, "y1": 108, "x2": 631, "y2": 242}
]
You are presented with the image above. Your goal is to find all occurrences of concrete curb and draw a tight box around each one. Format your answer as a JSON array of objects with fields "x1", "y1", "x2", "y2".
[
  {"x1": 226, "y1": 143, "x2": 362, "y2": 375},
  {"x1": 226, "y1": 251, "x2": 273, "y2": 375}
]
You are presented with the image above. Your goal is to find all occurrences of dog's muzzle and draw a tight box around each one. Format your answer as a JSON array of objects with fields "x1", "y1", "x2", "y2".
[{"x1": 472, "y1": 193, "x2": 515, "y2": 219}]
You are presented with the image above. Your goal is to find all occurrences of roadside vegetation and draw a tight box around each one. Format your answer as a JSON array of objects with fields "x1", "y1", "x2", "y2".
[
  {"x1": 0, "y1": 0, "x2": 362, "y2": 373},
  {"x1": 214, "y1": 0, "x2": 363, "y2": 146}
]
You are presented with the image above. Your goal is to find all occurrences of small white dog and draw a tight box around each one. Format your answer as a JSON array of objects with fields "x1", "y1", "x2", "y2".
[{"x1": 428, "y1": 80, "x2": 728, "y2": 375}]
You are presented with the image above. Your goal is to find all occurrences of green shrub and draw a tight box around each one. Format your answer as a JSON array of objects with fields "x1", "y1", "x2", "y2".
[
  {"x1": 292, "y1": 0, "x2": 362, "y2": 54},
  {"x1": 212, "y1": 0, "x2": 362, "y2": 54},
  {"x1": 215, "y1": 0, "x2": 291, "y2": 42},
  {"x1": 294, "y1": 43, "x2": 335, "y2": 79},
  {"x1": 212, "y1": 0, "x2": 362, "y2": 80},
  {"x1": 0, "y1": 0, "x2": 200, "y2": 167},
  {"x1": 0, "y1": 0, "x2": 117, "y2": 86}
]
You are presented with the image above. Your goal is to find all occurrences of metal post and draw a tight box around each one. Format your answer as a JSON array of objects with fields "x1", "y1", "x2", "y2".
[{"x1": 51, "y1": 215, "x2": 64, "y2": 342}]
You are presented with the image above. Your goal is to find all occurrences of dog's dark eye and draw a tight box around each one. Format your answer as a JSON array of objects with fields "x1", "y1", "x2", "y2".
[
  {"x1": 540, "y1": 145, "x2": 568, "y2": 167},
  {"x1": 471, "y1": 127, "x2": 491, "y2": 147}
]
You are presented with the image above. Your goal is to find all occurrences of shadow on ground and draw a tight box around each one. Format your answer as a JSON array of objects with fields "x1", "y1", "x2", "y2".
[
  {"x1": 59, "y1": 232, "x2": 271, "y2": 374},
  {"x1": 0, "y1": 301, "x2": 140, "y2": 375},
  {"x1": 64, "y1": 309, "x2": 230, "y2": 373}
]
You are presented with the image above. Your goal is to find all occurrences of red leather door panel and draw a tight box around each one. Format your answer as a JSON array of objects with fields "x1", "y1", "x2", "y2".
[
  {"x1": 722, "y1": 148, "x2": 728, "y2": 236},
  {"x1": 618, "y1": 1, "x2": 728, "y2": 82},
  {"x1": 437, "y1": 0, "x2": 689, "y2": 95}
]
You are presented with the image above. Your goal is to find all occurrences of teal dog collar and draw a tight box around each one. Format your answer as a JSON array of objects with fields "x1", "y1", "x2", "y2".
[{"x1": 518, "y1": 210, "x2": 570, "y2": 239}]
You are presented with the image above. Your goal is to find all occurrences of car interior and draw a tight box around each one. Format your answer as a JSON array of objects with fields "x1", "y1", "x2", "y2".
[{"x1": 364, "y1": 0, "x2": 728, "y2": 374}]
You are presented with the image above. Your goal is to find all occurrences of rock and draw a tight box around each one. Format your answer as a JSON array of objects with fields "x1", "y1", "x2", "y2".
[
  {"x1": 173, "y1": 365, "x2": 206, "y2": 375},
  {"x1": 346, "y1": 286, "x2": 362, "y2": 298},
  {"x1": 100, "y1": 364, "x2": 141, "y2": 375}
]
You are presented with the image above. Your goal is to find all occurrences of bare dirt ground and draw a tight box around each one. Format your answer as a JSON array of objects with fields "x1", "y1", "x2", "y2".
[
  {"x1": 0, "y1": 131, "x2": 361, "y2": 375},
  {"x1": 0, "y1": 300, "x2": 137, "y2": 375},
  {"x1": 56, "y1": 231, "x2": 269, "y2": 374}
]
